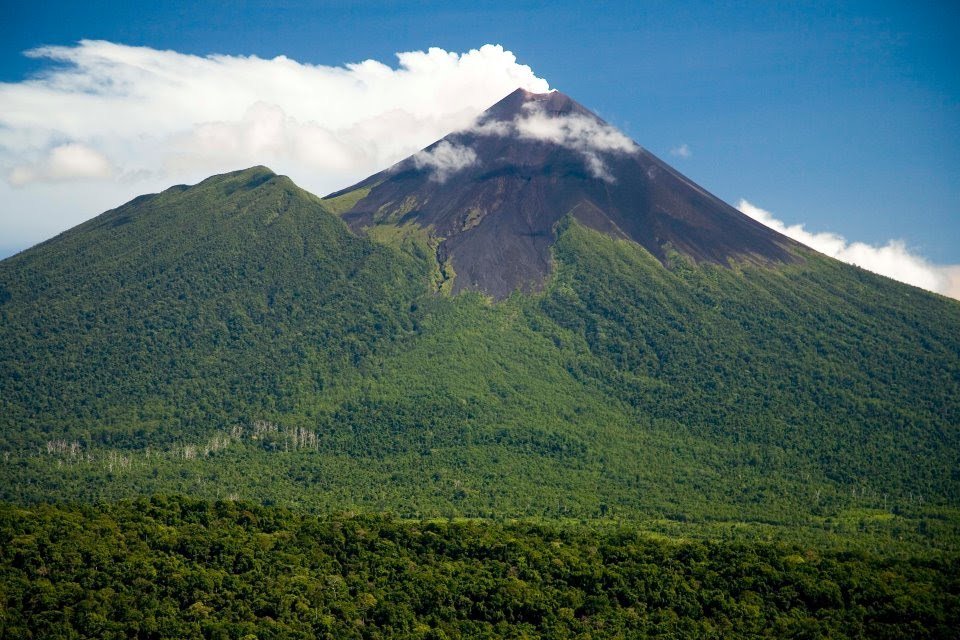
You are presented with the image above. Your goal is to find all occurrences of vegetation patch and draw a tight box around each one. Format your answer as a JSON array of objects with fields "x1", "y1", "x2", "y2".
[
  {"x1": 2, "y1": 497, "x2": 957, "y2": 639},
  {"x1": 321, "y1": 186, "x2": 373, "y2": 215}
]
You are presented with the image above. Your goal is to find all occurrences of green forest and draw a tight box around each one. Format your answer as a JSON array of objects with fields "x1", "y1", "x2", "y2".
[
  {"x1": 1, "y1": 169, "x2": 957, "y2": 525},
  {"x1": 1, "y1": 167, "x2": 959, "y2": 636},
  {"x1": 3, "y1": 497, "x2": 958, "y2": 639}
]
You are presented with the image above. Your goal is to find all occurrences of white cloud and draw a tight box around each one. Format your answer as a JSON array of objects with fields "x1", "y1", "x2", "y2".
[
  {"x1": 738, "y1": 199, "x2": 960, "y2": 299},
  {"x1": 670, "y1": 143, "x2": 691, "y2": 159},
  {"x1": 0, "y1": 40, "x2": 549, "y2": 250},
  {"x1": 470, "y1": 103, "x2": 637, "y2": 181},
  {"x1": 412, "y1": 141, "x2": 478, "y2": 182},
  {"x1": 9, "y1": 143, "x2": 112, "y2": 186},
  {"x1": 513, "y1": 106, "x2": 635, "y2": 154}
]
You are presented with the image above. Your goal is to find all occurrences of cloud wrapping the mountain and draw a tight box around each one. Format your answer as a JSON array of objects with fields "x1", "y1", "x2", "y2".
[
  {"x1": 514, "y1": 107, "x2": 635, "y2": 154},
  {"x1": 413, "y1": 141, "x2": 478, "y2": 182},
  {"x1": 738, "y1": 199, "x2": 960, "y2": 298},
  {"x1": 469, "y1": 104, "x2": 637, "y2": 181},
  {"x1": 0, "y1": 40, "x2": 549, "y2": 249},
  {"x1": 517, "y1": 110, "x2": 635, "y2": 181}
]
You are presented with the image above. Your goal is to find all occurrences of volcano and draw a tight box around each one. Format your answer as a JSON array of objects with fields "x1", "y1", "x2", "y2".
[
  {"x1": 2, "y1": 83, "x2": 959, "y2": 640},
  {"x1": 1, "y1": 87, "x2": 958, "y2": 528},
  {"x1": 327, "y1": 88, "x2": 801, "y2": 298}
]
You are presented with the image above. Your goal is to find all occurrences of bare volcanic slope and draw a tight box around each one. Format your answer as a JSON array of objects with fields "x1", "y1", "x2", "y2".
[{"x1": 326, "y1": 88, "x2": 802, "y2": 298}]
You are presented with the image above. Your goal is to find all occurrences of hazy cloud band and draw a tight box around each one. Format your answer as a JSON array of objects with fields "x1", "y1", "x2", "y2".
[{"x1": 739, "y1": 199, "x2": 960, "y2": 300}]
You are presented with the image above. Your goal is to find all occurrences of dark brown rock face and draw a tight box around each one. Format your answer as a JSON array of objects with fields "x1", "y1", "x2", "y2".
[{"x1": 326, "y1": 88, "x2": 801, "y2": 299}]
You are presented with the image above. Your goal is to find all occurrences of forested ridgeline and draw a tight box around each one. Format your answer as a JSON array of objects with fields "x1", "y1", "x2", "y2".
[{"x1": 1, "y1": 497, "x2": 958, "y2": 639}]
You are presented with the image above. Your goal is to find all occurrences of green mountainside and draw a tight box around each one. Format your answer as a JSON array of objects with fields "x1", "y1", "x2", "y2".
[
  {"x1": 2, "y1": 159, "x2": 960, "y2": 637},
  {"x1": 1, "y1": 166, "x2": 958, "y2": 538},
  {"x1": 0, "y1": 167, "x2": 428, "y2": 448},
  {"x1": 3, "y1": 87, "x2": 960, "y2": 637}
]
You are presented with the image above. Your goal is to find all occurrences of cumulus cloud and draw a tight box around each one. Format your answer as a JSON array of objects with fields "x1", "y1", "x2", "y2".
[
  {"x1": 8, "y1": 143, "x2": 112, "y2": 186},
  {"x1": 412, "y1": 141, "x2": 478, "y2": 182},
  {"x1": 0, "y1": 40, "x2": 549, "y2": 250},
  {"x1": 670, "y1": 143, "x2": 691, "y2": 159},
  {"x1": 738, "y1": 199, "x2": 960, "y2": 299}
]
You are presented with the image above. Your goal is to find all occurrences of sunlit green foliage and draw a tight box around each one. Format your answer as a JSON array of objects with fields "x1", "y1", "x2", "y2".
[
  {"x1": 2, "y1": 497, "x2": 957, "y2": 639},
  {"x1": 322, "y1": 185, "x2": 374, "y2": 215}
]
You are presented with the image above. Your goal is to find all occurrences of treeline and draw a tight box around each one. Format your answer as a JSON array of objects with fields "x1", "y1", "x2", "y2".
[{"x1": 2, "y1": 497, "x2": 958, "y2": 639}]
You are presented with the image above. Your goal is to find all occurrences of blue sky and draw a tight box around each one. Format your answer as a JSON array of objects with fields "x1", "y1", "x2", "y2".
[{"x1": 2, "y1": 1, "x2": 958, "y2": 286}]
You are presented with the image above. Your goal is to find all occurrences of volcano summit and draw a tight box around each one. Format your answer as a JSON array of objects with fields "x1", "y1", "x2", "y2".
[{"x1": 327, "y1": 88, "x2": 801, "y2": 298}]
